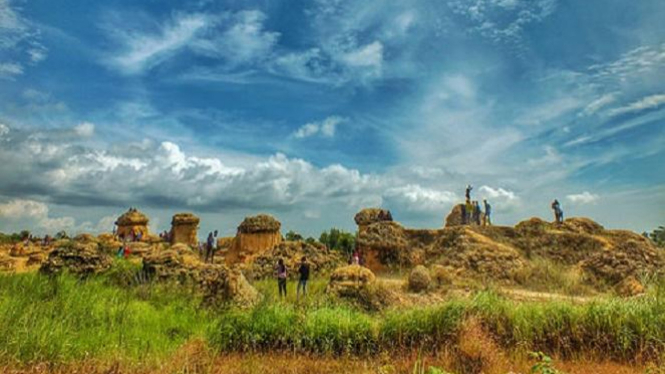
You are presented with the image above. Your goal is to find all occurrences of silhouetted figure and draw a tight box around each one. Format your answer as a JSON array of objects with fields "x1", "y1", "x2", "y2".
[
  {"x1": 297, "y1": 256, "x2": 310, "y2": 300},
  {"x1": 473, "y1": 201, "x2": 482, "y2": 225},
  {"x1": 205, "y1": 232, "x2": 215, "y2": 263},
  {"x1": 465, "y1": 184, "x2": 473, "y2": 202},
  {"x1": 551, "y1": 199, "x2": 564, "y2": 224}
]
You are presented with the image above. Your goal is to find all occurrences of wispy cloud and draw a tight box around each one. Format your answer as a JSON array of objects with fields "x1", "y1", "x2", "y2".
[
  {"x1": 293, "y1": 116, "x2": 346, "y2": 139},
  {"x1": 0, "y1": 0, "x2": 47, "y2": 79},
  {"x1": 607, "y1": 94, "x2": 665, "y2": 117}
]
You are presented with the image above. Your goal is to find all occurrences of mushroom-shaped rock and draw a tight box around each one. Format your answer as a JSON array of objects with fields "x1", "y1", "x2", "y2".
[
  {"x1": 237, "y1": 214, "x2": 281, "y2": 233},
  {"x1": 170, "y1": 213, "x2": 200, "y2": 246},
  {"x1": 326, "y1": 264, "x2": 376, "y2": 296},
  {"x1": 115, "y1": 209, "x2": 150, "y2": 240},
  {"x1": 225, "y1": 214, "x2": 282, "y2": 265},
  {"x1": 354, "y1": 208, "x2": 393, "y2": 227}
]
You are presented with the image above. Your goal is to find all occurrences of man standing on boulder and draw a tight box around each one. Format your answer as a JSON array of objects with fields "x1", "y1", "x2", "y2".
[
  {"x1": 297, "y1": 256, "x2": 310, "y2": 301},
  {"x1": 465, "y1": 184, "x2": 473, "y2": 202}
]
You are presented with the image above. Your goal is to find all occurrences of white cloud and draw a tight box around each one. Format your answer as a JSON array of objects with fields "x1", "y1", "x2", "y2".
[
  {"x1": 293, "y1": 116, "x2": 346, "y2": 139},
  {"x1": 566, "y1": 191, "x2": 599, "y2": 204},
  {"x1": 0, "y1": 62, "x2": 23, "y2": 78},
  {"x1": 479, "y1": 185, "x2": 518, "y2": 201},
  {"x1": 74, "y1": 122, "x2": 95, "y2": 137},
  {"x1": 607, "y1": 94, "x2": 665, "y2": 117},
  {"x1": 0, "y1": 199, "x2": 77, "y2": 233},
  {"x1": 384, "y1": 184, "x2": 457, "y2": 213}
]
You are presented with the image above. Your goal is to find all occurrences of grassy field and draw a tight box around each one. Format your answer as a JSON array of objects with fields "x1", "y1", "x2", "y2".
[{"x1": 1, "y1": 261, "x2": 665, "y2": 373}]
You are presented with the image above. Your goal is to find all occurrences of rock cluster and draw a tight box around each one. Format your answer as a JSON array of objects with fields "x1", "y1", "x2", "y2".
[
  {"x1": 143, "y1": 248, "x2": 260, "y2": 308},
  {"x1": 40, "y1": 242, "x2": 112, "y2": 276},
  {"x1": 326, "y1": 264, "x2": 376, "y2": 296}
]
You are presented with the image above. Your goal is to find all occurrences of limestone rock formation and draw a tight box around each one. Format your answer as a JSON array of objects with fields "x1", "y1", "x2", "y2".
[
  {"x1": 115, "y1": 209, "x2": 150, "y2": 240},
  {"x1": 244, "y1": 240, "x2": 345, "y2": 280},
  {"x1": 170, "y1": 213, "x2": 200, "y2": 246},
  {"x1": 326, "y1": 264, "x2": 376, "y2": 296},
  {"x1": 444, "y1": 204, "x2": 467, "y2": 227},
  {"x1": 225, "y1": 214, "x2": 282, "y2": 265},
  {"x1": 40, "y1": 242, "x2": 112, "y2": 276},
  {"x1": 143, "y1": 249, "x2": 260, "y2": 308},
  {"x1": 408, "y1": 265, "x2": 432, "y2": 292}
]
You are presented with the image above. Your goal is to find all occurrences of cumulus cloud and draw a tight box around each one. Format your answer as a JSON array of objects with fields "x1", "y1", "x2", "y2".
[
  {"x1": 383, "y1": 184, "x2": 457, "y2": 213},
  {"x1": 566, "y1": 191, "x2": 599, "y2": 204},
  {"x1": 293, "y1": 116, "x2": 346, "y2": 139},
  {"x1": 0, "y1": 199, "x2": 77, "y2": 233}
]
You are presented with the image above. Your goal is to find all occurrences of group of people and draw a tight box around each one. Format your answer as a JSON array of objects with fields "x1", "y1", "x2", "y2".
[
  {"x1": 275, "y1": 257, "x2": 310, "y2": 300},
  {"x1": 158, "y1": 230, "x2": 171, "y2": 242},
  {"x1": 461, "y1": 185, "x2": 492, "y2": 226}
]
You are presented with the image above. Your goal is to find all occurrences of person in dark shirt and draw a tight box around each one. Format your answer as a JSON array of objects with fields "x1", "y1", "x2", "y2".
[{"x1": 297, "y1": 256, "x2": 310, "y2": 300}]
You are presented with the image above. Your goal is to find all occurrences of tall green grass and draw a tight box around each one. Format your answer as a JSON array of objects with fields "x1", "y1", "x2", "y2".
[
  {"x1": 2, "y1": 268, "x2": 665, "y2": 365},
  {"x1": 0, "y1": 269, "x2": 210, "y2": 364}
]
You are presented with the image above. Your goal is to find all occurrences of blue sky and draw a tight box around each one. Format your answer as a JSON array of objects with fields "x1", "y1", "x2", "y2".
[{"x1": 0, "y1": 0, "x2": 664, "y2": 238}]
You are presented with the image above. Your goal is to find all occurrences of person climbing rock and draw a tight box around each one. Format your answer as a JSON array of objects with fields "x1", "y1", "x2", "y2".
[
  {"x1": 276, "y1": 259, "x2": 288, "y2": 298},
  {"x1": 483, "y1": 199, "x2": 492, "y2": 226}
]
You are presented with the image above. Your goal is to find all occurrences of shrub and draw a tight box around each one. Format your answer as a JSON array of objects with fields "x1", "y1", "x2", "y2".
[{"x1": 408, "y1": 265, "x2": 432, "y2": 292}]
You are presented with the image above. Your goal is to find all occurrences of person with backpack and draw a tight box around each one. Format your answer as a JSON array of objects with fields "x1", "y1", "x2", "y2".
[
  {"x1": 297, "y1": 257, "x2": 310, "y2": 301},
  {"x1": 276, "y1": 259, "x2": 288, "y2": 298}
]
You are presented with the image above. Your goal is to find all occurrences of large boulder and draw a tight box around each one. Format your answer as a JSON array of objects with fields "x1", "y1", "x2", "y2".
[
  {"x1": 40, "y1": 243, "x2": 112, "y2": 276},
  {"x1": 237, "y1": 214, "x2": 281, "y2": 233},
  {"x1": 143, "y1": 249, "x2": 260, "y2": 308},
  {"x1": 326, "y1": 265, "x2": 376, "y2": 296},
  {"x1": 115, "y1": 208, "x2": 150, "y2": 240},
  {"x1": 444, "y1": 204, "x2": 467, "y2": 227},
  {"x1": 408, "y1": 265, "x2": 432, "y2": 292}
]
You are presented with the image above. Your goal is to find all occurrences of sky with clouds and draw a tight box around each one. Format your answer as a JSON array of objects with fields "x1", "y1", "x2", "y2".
[{"x1": 0, "y1": 0, "x2": 664, "y2": 238}]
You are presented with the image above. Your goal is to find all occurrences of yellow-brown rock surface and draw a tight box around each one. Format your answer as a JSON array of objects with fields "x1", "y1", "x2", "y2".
[{"x1": 170, "y1": 213, "x2": 200, "y2": 246}]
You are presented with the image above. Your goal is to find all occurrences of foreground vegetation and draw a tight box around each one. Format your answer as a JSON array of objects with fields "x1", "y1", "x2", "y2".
[{"x1": 1, "y1": 263, "x2": 665, "y2": 372}]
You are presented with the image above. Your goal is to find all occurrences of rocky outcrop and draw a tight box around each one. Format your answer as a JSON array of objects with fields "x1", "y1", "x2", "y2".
[
  {"x1": 354, "y1": 208, "x2": 393, "y2": 234},
  {"x1": 225, "y1": 214, "x2": 282, "y2": 265},
  {"x1": 40, "y1": 242, "x2": 112, "y2": 276},
  {"x1": 444, "y1": 204, "x2": 467, "y2": 227},
  {"x1": 115, "y1": 208, "x2": 150, "y2": 240},
  {"x1": 170, "y1": 213, "x2": 200, "y2": 246},
  {"x1": 243, "y1": 240, "x2": 345, "y2": 280},
  {"x1": 143, "y1": 248, "x2": 260, "y2": 308}
]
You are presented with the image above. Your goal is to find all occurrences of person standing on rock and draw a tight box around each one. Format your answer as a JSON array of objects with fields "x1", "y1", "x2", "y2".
[
  {"x1": 465, "y1": 185, "x2": 473, "y2": 202},
  {"x1": 483, "y1": 199, "x2": 492, "y2": 226},
  {"x1": 276, "y1": 259, "x2": 288, "y2": 298},
  {"x1": 297, "y1": 257, "x2": 310, "y2": 301},
  {"x1": 551, "y1": 199, "x2": 563, "y2": 224},
  {"x1": 473, "y1": 201, "x2": 482, "y2": 225}
]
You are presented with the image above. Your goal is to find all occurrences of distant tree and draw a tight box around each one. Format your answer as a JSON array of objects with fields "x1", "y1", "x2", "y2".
[
  {"x1": 19, "y1": 230, "x2": 31, "y2": 240},
  {"x1": 319, "y1": 228, "x2": 356, "y2": 256},
  {"x1": 651, "y1": 226, "x2": 665, "y2": 248},
  {"x1": 285, "y1": 230, "x2": 304, "y2": 241},
  {"x1": 305, "y1": 237, "x2": 317, "y2": 245}
]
